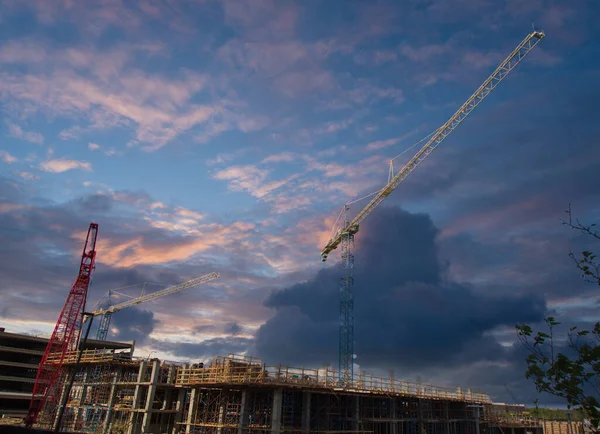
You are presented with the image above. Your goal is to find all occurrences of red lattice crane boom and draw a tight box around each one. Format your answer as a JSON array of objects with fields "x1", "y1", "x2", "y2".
[{"x1": 24, "y1": 223, "x2": 99, "y2": 428}]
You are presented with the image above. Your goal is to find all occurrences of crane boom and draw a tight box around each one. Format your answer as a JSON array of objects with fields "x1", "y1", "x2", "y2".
[
  {"x1": 321, "y1": 30, "x2": 545, "y2": 261},
  {"x1": 91, "y1": 272, "x2": 220, "y2": 317},
  {"x1": 25, "y1": 223, "x2": 98, "y2": 428}
]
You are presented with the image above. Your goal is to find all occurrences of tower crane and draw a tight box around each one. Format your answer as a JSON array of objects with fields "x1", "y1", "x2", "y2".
[
  {"x1": 320, "y1": 30, "x2": 545, "y2": 387},
  {"x1": 25, "y1": 223, "x2": 98, "y2": 428},
  {"x1": 89, "y1": 271, "x2": 220, "y2": 340}
]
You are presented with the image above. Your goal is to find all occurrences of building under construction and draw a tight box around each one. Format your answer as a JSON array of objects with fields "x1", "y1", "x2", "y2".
[{"x1": 30, "y1": 348, "x2": 584, "y2": 434}]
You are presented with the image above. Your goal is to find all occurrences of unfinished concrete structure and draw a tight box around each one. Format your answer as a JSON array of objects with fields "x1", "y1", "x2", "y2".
[
  {"x1": 36, "y1": 352, "x2": 583, "y2": 434},
  {"x1": 0, "y1": 328, "x2": 133, "y2": 419}
]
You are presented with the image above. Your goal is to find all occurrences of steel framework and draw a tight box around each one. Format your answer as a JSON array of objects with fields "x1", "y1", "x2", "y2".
[
  {"x1": 339, "y1": 206, "x2": 355, "y2": 385},
  {"x1": 320, "y1": 30, "x2": 546, "y2": 387},
  {"x1": 24, "y1": 222, "x2": 99, "y2": 428},
  {"x1": 91, "y1": 272, "x2": 220, "y2": 340}
]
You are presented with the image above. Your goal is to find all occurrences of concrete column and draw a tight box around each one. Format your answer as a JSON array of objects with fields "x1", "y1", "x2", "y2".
[
  {"x1": 217, "y1": 402, "x2": 225, "y2": 434},
  {"x1": 301, "y1": 391, "x2": 311, "y2": 433},
  {"x1": 238, "y1": 389, "x2": 250, "y2": 434},
  {"x1": 445, "y1": 403, "x2": 450, "y2": 434},
  {"x1": 127, "y1": 360, "x2": 148, "y2": 434},
  {"x1": 417, "y1": 399, "x2": 425, "y2": 434},
  {"x1": 132, "y1": 361, "x2": 148, "y2": 409},
  {"x1": 141, "y1": 360, "x2": 161, "y2": 433},
  {"x1": 472, "y1": 406, "x2": 480, "y2": 434},
  {"x1": 172, "y1": 388, "x2": 187, "y2": 434},
  {"x1": 185, "y1": 388, "x2": 197, "y2": 433},
  {"x1": 52, "y1": 380, "x2": 71, "y2": 431},
  {"x1": 73, "y1": 370, "x2": 89, "y2": 430},
  {"x1": 354, "y1": 396, "x2": 360, "y2": 432},
  {"x1": 271, "y1": 388, "x2": 283, "y2": 434},
  {"x1": 167, "y1": 365, "x2": 177, "y2": 384},
  {"x1": 103, "y1": 371, "x2": 119, "y2": 433}
]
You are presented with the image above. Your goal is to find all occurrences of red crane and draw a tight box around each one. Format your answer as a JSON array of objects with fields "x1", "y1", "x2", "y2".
[{"x1": 24, "y1": 223, "x2": 99, "y2": 428}]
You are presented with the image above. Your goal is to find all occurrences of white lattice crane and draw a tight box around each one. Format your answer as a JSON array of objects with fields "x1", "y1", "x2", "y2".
[
  {"x1": 321, "y1": 30, "x2": 546, "y2": 387},
  {"x1": 89, "y1": 271, "x2": 220, "y2": 340}
]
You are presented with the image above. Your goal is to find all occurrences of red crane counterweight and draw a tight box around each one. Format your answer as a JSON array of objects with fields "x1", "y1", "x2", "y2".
[{"x1": 24, "y1": 223, "x2": 99, "y2": 428}]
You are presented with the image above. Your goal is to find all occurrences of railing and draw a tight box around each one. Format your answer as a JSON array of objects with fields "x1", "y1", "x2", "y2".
[
  {"x1": 46, "y1": 349, "x2": 133, "y2": 364},
  {"x1": 176, "y1": 355, "x2": 491, "y2": 403}
]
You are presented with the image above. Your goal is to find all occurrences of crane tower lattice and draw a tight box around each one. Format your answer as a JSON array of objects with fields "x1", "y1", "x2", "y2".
[{"x1": 322, "y1": 30, "x2": 546, "y2": 387}]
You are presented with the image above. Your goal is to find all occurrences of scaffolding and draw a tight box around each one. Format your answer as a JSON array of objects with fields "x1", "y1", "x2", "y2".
[
  {"x1": 175, "y1": 355, "x2": 491, "y2": 404},
  {"x1": 38, "y1": 353, "x2": 591, "y2": 434}
]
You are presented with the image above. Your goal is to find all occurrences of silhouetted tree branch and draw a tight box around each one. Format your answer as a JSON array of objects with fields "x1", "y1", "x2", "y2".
[
  {"x1": 561, "y1": 203, "x2": 600, "y2": 286},
  {"x1": 516, "y1": 206, "x2": 600, "y2": 430}
]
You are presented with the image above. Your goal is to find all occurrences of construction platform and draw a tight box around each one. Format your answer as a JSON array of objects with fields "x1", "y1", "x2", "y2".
[{"x1": 26, "y1": 352, "x2": 586, "y2": 434}]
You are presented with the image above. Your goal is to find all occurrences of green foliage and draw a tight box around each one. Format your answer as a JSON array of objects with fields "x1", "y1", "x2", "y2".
[
  {"x1": 527, "y1": 407, "x2": 578, "y2": 421},
  {"x1": 516, "y1": 205, "x2": 600, "y2": 429}
]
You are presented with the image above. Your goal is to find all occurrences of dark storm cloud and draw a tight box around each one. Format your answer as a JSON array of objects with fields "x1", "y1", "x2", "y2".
[
  {"x1": 108, "y1": 307, "x2": 158, "y2": 345},
  {"x1": 193, "y1": 324, "x2": 218, "y2": 333},
  {"x1": 254, "y1": 207, "x2": 546, "y2": 371},
  {"x1": 388, "y1": 69, "x2": 600, "y2": 218},
  {"x1": 223, "y1": 322, "x2": 242, "y2": 335},
  {"x1": 150, "y1": 337, "x2": 253, "y2": 361},
  {"x1": 74, "y1": 193, "x2": 114, "y2": 213}
]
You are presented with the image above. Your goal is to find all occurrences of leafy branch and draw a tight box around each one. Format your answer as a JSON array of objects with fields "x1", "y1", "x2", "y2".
[{"x1": 516, "y1": 206, "x2": 600, "y2": 430}]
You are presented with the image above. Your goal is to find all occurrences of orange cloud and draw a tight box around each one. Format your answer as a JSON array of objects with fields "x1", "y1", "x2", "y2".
[
  {"x1": 71, "y1": 220, "x2": 256, "y2": 268},
  {"x1": 0, "y1": 203, "x2": 30, "y2": 213}
]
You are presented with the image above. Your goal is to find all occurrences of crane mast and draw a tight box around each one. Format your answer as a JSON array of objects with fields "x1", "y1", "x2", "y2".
[
  {"x1": 25, "y1": 223, "x2": 98, "y2": 428},
  {"x1": 322, "y1": 30, "x2": 545, "y2": 387},
  {"x1": 92, "y1": 272, "x2": 220, "y2": 340}
]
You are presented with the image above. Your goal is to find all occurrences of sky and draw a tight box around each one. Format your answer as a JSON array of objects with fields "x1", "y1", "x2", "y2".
[{"x1": 1, "y1": 0, "x2": 600, "y2": 408}]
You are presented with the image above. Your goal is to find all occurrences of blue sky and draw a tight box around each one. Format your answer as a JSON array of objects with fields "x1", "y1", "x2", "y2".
[{"x1": 1, "y1": 0, "x2": 600, "y2": 406}]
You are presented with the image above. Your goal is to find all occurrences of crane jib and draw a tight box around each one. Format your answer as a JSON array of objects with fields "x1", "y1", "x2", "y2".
[{"x1": 319, "y1": 30, "x2": 544, "y2": 262}]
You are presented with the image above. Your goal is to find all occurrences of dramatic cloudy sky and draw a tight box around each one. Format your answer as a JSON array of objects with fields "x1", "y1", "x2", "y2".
[{"x1": 1, "y1": 0, "x2": 599, "y2": 407}]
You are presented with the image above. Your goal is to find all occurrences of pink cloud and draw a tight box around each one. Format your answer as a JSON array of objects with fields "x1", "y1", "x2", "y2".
[
  {"x1": 17, "y1": 171, "x2": 39, "y2": 181},
  {"x1": 0, "y1": 150, "x2": 17, "y2": 164},
  {"x1": 267, "y1": 195, "x2": 313, "y2": 214},
  {"x1": 0, "y1": 40, "x2": 236, "y2": 151},
  {"x1": 316, "y1": 119, "x2": 354, "y2": 134},
  {"x1": 6, "y1": 121, "x2": 44, "y2": 144},
  {"x1": 71, "y1": 211, "x2": 256, "y2": 268},
  {"x1": 462, "y1": 50, "x2": 504, "y2": 70},
  {"x1": 0, "y1": 203, "x2": 29, "y2": 213},
  {"x1": 306, "y1": 159, "x2": 347, "y2": 178},
  {"x1": 374, "y1": 50, "x2": 398, "y2": 65},
  {"x1": 323, "y1": 81, "x2": 404, "y2": 109},
  {"x1": 400, "y1": 43, "x2": 445, "y2": 62},
  {"x1": 213, "y1": 165, "x2": 270, "y2": 196},
  {"x1": 261, "y1": 152, "x2": 297, "y2": 164},
  {"x1": 366, "y1": 137, "x2": 399, "y2": 151},
  {"x1": 274, "y1": 70, "x2": 334, "y2": 98},
  {"x1": 221, "y1": 0, "x2": 299, "y2": 40},
  {"x1": 219, "y1": 39, "x2": 335, "y2": 98},
  {"x1": 40, "y1": 158, "x2": 92, "y2": 173},
  {"x1": 213, "y1": 164, "x2": 299, "y2": 200},
  {"x1": 440, "y1": 196, "x2": 550, "y2": 239},
  {"x1": 530, "y1": 47, "x2": 562, "y2": 67}
]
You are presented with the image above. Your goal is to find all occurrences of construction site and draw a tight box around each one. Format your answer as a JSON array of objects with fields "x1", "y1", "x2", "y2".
[
  {"x1": 19, "y1": 348, "x2": 584, "y2": 434},
  {"x1": 1, "y1": 28, "x2": 589, "y2": 434}
]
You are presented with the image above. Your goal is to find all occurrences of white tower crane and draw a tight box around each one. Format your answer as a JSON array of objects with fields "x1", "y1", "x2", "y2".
[
  {"x1": 321, "y1": 30, "x2": 546, "y2": 387},
  {"x1": 90, "y1": 271, "x2": 220, "y2": 340}
]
